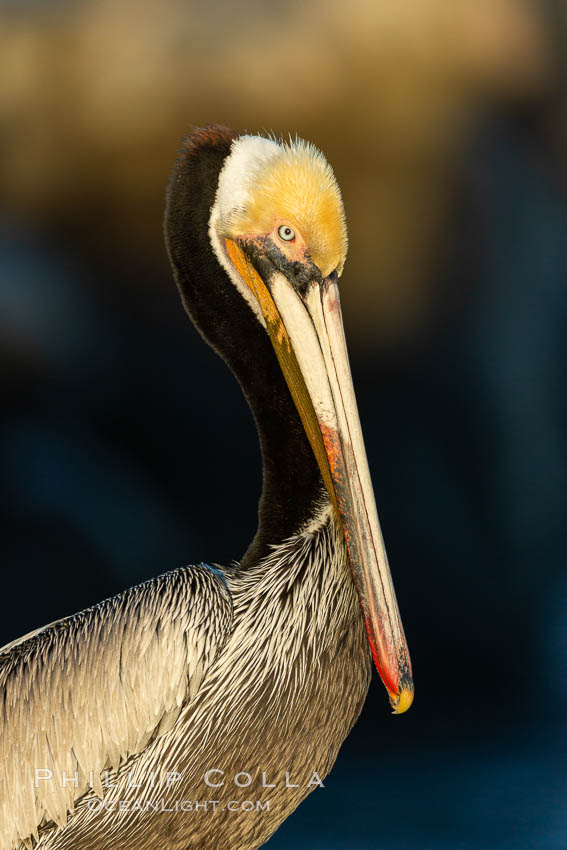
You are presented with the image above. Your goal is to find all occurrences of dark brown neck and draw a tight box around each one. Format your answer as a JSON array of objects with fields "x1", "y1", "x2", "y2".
[{"x1": 164, "y1": 126, "x2": 326, "y2": 567}]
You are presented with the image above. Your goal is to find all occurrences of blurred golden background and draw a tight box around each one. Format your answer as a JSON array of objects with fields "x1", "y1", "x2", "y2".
[
  {"x1": 2, "y1": 2, "x2": 567, "y2": 848},
  {"x1": 1, "y1": 0, "x2": 552, "y2": 342}
]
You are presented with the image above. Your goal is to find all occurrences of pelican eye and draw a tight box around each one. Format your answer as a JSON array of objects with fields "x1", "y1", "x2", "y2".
[{"x1": 278, "y1": 224, "x2": 295, "y2": 242}]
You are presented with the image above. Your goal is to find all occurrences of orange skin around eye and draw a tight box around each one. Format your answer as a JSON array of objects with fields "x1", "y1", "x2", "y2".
[{"x1": 270, "y1": 219, "x2": 309, "y2": 265}]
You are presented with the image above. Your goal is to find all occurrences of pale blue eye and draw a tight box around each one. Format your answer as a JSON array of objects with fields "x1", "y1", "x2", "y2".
[{"x1": 278, "y1": 225, "x2": 295, "y2": 242}]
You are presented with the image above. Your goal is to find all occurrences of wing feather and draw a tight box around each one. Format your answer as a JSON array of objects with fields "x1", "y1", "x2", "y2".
[{"x1": 0, "y1": 565, "x2": 232, "y2": 850}]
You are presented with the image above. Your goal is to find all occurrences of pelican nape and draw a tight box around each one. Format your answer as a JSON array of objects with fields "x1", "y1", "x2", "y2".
[{"x1": 1, "y1": 126, "x2": 413, "y2": 850}]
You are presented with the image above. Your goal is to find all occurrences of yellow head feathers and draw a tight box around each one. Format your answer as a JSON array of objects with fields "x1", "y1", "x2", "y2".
[{"x1": 214, "y1": 135, "x2": 348, "y2": 279}]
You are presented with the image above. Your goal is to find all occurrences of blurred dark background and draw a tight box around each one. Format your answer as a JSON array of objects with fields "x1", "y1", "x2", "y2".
[{"x1": 1, "y1": 0, "x2": 566, "y2": 847}]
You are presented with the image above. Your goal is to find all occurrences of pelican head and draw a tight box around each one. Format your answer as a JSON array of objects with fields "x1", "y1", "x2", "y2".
[{"x1": 170, "y1": 129, "x2": 413, "y2": 714}]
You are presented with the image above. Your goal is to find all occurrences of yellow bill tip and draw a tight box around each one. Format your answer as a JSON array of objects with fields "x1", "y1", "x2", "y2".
[{"x1": 389, "y1": 685, "x2": 414, "y2": 715}]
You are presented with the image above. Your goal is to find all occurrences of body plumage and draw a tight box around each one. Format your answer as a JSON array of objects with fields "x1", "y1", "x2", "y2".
[{"x1": 15, "y1": 508, "x2": 367, "y2": 850}]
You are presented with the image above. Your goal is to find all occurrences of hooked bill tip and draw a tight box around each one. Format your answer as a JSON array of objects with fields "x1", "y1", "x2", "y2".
[{"x1": 389, "y1": 685, "x2": 414, "y2": 715}]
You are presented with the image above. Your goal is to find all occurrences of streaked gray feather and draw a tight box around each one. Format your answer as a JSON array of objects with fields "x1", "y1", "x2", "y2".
[{"x1": 0, "y1": 565, "x2": 233, "y2": 850}]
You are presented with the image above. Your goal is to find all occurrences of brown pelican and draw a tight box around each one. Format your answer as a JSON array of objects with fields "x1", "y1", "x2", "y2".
[{"x1": 0, "y1": 125, "x2": 413, "y2": 850}]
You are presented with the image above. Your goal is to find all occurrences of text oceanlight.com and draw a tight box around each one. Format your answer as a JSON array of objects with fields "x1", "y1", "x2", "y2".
[{"x1": 86, "y1": 799, "x2": 271, "y2": 813}]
